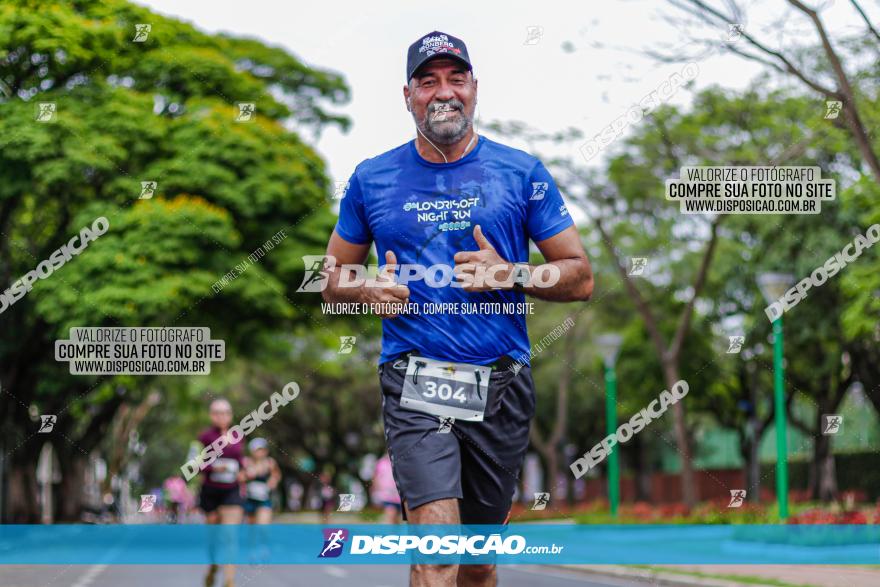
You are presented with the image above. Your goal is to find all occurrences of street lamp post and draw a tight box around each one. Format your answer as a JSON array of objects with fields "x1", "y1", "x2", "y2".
[
  {"x1": 596, "y1": 334, "x2": 623, "y2": 517},
  {"x1": 757, "y1": 272, "x2": 795, "y2": 520}
]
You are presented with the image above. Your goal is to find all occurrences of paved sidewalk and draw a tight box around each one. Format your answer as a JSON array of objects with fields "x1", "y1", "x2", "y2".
[
  {"x1": 662, "y1": 565, "x2": 880, "y2": 587},
  {"x1": 274, "y1": 511, "x2": 364, "y2": 523},
  {"x1": 564, "y1": 565, "x2": 880, "y2": 587}
]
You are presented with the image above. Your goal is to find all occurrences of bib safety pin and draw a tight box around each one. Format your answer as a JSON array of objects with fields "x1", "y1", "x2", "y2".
[{"x1": 412, "y1": 360, "x2": 427, "y2": 385}]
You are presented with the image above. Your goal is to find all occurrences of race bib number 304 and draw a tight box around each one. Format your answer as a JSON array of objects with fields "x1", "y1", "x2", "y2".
[{"x1": 400, "y1": 356, "x2": 491, "y2": 421}]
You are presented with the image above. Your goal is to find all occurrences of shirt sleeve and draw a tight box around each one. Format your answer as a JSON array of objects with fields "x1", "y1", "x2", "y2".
[
  {"x1": 334, "y1": 171, "x2": 373, "y2": 245},
  {"x1": 525, "y1": 160, "x2": 575, "y2": 242},
  {"x1": 196, "y1": 431, "x2": 213, "y2": 475}
]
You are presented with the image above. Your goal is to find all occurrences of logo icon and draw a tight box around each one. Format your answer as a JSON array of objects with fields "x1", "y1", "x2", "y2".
[
  {"x1": 133, "y1": 24, "x2": 152, "y2": 42},
  {"x1": 531, "y1": 492, "x2": 550, "y2": 510},
  {"x1": 824, "y1": 101, "x2": 842, "y2": 120},
  {"x1": 333, "y1": 181, "x2": 349, "y2": 200},
  {"x1": 524, "y1": 26, "x2": 544, "y2": 45},
  {"x1": 558, "y1": 204, "x2": 569, "y2": 217},
  {"x1": 318, "y1": 528, "x2": 348, "y2": 558},
  {"x1": 725, "y1": 23, "x2": 744, "y2": 43},
  {"x1": 35, "y1": 102, "x2": 57, "y2": 122},
  {"x1": 140, "y1": 181, "x2": 157, "y2": 199},
  {"x1": 338, "y1": 336, "x2": 356, "y2": 354},
  {"x1": 138, "y1": 494, "x2": 157, "y2": 513},
  {"x1": 728, "y1": 489, "x2": 746, "y2": 508},
  {"x1": 430, "y1": 103, "x2": 456, "y2": 122},
  {"x1": 419, "y1": 34, "x2": 460, "y2": 58},
  {"x1": 628, "y1": 257, "x2": 648, "y2": 276},
  {"x1": 727, "y1": 335, "x2": 745, "y2": 354},
  {"x1": 337, "y1": 494, "x2": 355, "y2": 512},
  {"x1": 297, "y1": 255, "x2": 336, "y2": 292},
  {"x1": 38, "y1": 415, "x2": 56, "y2": 433},
  {"x1": 235, "y1": 102, "x2": 256, "y2": 122},
  {"x1": 530, "y1": 182, "x2": 548, "y2": 200},
  {"x1": 822, "y1": 414, "x2": 843, "y2": 435},
  {"x1": 438, "y1": 417, "x2": 455, "y2": 434}
]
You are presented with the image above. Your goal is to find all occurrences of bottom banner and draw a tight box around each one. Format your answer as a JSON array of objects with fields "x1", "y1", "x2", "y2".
[{"x1": 0, "y1": 524, "x2": 878, "y2": 564}]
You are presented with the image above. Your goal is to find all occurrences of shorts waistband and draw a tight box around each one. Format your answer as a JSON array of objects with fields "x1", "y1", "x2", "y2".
[{"x1": 389, "y1": 350, "x2": 517, "y2": 371}]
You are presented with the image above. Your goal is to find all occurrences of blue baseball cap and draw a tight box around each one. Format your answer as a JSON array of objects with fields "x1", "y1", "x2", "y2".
[{"x1": 406, "y1": 31, "x2": 473, "y2": 82}]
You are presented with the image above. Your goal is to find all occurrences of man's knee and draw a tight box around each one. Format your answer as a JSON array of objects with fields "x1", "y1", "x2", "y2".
[
  {"x1": 411, "y1": 562, "x2": 458, "y2": 586},
  {"x1": 413, "y1": 562, "x2": 457, "y2": 574},
  {"x1": 406, "y1": 498, "x2": 460, "y2": 524},
  {"x1": 458, "y1": 563, "x2": 495, "y2": 582}
]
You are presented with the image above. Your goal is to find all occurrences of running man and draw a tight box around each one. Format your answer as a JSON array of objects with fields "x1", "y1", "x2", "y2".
[
  {"x1": 321, "y1": 31, "x2": 593, "y2": 586},
  {"x1": 197, "y1": 398, "x2": 245, "y2": 587},
  {"x1": 242, "y1": 438, "x2": 281, "y2": 524}
]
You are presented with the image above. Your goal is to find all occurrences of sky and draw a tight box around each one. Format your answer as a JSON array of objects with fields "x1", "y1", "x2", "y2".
[{"x1": 134, "y1": 0, "x2": 871, "y2": 191}]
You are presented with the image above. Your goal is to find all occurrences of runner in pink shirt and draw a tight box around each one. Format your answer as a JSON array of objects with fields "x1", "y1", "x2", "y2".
[
  {"x1": 196, "y1": 398, "x2": 244, "y2": 587},
  {"x1": 372, "y1": 452, "x2": 402, "y2": 524}
]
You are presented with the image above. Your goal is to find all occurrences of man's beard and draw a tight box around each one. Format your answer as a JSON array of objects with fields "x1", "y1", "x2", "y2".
[{"x1": 414, "y1": 100, "x2": 473, "y2": 145}]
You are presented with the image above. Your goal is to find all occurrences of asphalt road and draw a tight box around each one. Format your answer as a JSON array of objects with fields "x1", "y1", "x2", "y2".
[{"x1": 0, "y1": 564, "x2": 651, "y2": 587}]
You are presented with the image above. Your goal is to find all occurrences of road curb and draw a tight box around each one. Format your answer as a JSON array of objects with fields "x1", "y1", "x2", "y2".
[{"x1": 553, "y1": 565, "x2": 781, "y2": 587}]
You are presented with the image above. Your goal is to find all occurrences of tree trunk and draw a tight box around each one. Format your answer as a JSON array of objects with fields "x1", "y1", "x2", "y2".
[
  {"x1": 528, "y1": 317, "x2": 579, "y2": 505},
  {"x1": 747, "y1": 433, "x2": 761, "y2": 504},
  {"x1": 663, "y1": 362, "x2": 696, "y2": 508},
  {"x1": 566, "y1": 467, "x2": 575, "y2": 507},
  {"x1": 818, "y1": 451, "x2": 837, "y2": 503},
  {"x1": 811, "y1": 430, "x2": 838, "y2": 502},
  {"x1": 738, "y1": 432, "x2": 763, "y2": 504},
  {"x1": 747, "y1": 378, "x2": 763, "y2": 504},
  {"x1": 632, "y1": 434, "x2": 652, "y2": 501},
  {"x1": 58, "y1": 454, "x2": 88, "y2": 522},
  {"x1": 591, "y1": 217, "x2": 719, "y2": 511},
  {"x1": 851, "y1": 341, "x2": 880, "y2": 416},
  {"x1": 786, "y1": 0, "x2": 880, "y2": 184},
  {"x1": 546, "y1": 448, "x2": 559, "y2": 503},
  {"x1": 5, "y1": 451, "x2": 40, "y2": 523}
]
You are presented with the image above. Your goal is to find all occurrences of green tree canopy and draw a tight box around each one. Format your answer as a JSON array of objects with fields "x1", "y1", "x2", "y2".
[{"x1": 0, "y1": 0, "x2": 350, "y2": 521}]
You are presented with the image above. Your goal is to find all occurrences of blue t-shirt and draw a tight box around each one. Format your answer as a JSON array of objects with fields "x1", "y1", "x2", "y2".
[{"x1": 335, "y1": 136, "x2": 574, "y2": 366}]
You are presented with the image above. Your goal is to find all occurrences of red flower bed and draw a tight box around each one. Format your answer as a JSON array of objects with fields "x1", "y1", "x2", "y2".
[
  {"x1": 658, "y1": 503, "x2": 690, "y2": 517},
  {"x1": 786, "y1": 509, "x2": 869, "y2": 524}
]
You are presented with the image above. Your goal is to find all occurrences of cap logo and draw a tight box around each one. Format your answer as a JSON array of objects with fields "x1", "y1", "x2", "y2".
[
  {"x1": 420, "y1": 34, "x2": 460, "y2": 57},
  {"x1": 408, "y1": 32, "x2": 470, "y2": 81}
]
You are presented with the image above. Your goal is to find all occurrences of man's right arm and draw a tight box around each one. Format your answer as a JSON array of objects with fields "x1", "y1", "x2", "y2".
[
  {"x1": 322, "y1": 230, "x2": 410, "y2": 318},
  {"x1": 322, "y1": 230, "x2": 371, "y2": 304}
]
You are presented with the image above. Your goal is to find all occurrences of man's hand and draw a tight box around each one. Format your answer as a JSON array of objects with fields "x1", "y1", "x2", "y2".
[
  {"x1": 360, "y1": 250, "x2": 410, "y2": 318},
  {"x1": 453, "y1": 225, "x2": 513, "y2": 292}
]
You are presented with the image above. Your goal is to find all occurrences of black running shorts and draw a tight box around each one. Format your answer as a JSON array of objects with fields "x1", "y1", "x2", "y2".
[
  {"x1": 199, "y1": 484, "x2": 244, "y2": 513},
  {"x1": 378, "y1": 354, "x2": 535, "y2": 524}
]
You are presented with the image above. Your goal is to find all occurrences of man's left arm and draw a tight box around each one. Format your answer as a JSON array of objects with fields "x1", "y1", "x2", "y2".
[
  {"x1": 518, "y1": 160, "x2": 592, "y2": 301},
  {"x1": 516, "y1": 225, "x2": 593, "y2": 301},
  {"x1": 453, "y1": 160, "x2": 593, "y2": 300},
  {"x1": 452, "y1": 224, "x2": 593, "y2": 301}
]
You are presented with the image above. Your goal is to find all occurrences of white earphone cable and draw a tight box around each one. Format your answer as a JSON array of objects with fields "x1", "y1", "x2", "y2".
[
  {"x1": 417, "y1": 126, "x2": 477, "y2": 164},
  {"x1": 417, "y1": 127, "x2": 449, "y2": 163}
]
